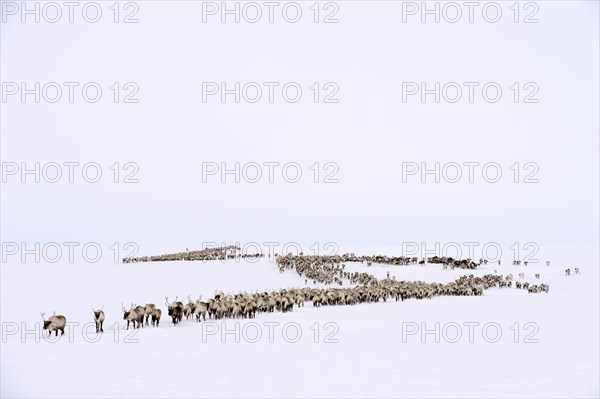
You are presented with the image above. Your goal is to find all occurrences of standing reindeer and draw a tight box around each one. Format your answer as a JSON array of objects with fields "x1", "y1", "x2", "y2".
[
  {"x1": 41, "y1": 312, "x2": 66, "y2": 337},
  {"x1": 575, "y1": 267, "x2": 580, "y2": 274},
  {"x1": 143, "y1": 304, "x2": 156, "y2": 326},
  {"x1": 165, "y1": 297, "x2": 183, "y2": 325},
  {"x1": 184, "y1": 295, "x2": 196, "y2": 320},
  {"x1": 133, "y1": 305, "x2": 145, "y2": 328},
  {"x1": 193, "y1": 295, "x2": 209, "y2": 322},
  {"x1": 122, "y1": 303, "x2": 142, "y2": 330},
  {"x1": 151, "y1": 308, "x2": 162, "y2": 327},
  {"x1": 91, "y1": 305, "x2": 105, "y2": 333}
]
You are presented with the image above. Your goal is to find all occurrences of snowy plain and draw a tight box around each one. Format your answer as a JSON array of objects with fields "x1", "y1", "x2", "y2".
[
  {"x1": 1, "y1": 3, "x2": 598, "y2": 397},
  {"x1": 1, "y1": 245, "x2": 598, "y2": 398}
]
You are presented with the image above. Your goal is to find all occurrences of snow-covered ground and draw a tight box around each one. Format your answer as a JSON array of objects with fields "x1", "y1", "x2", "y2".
[
  {"x1": 2, "y1": 0, "x2": 598, "y2": 397},
  {"x1": 1, "y1": 246, "x2": 598, "y2": 398}
]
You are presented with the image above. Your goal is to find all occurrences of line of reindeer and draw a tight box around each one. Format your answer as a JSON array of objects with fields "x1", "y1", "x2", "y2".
[
  {"x1": 40, "y1": 251, "x2": 579, "y2": 337},
  {"x1": 39, "y1": 303, "x2": 155, "y2": 337},
  {"x1": 42, "y1": 269, "x2": 548, "y2": 337}
]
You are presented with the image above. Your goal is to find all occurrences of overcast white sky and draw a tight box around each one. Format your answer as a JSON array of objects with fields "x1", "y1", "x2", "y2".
[{"x1": 1, "y1": 1, "x2": 598, "y2": 249}]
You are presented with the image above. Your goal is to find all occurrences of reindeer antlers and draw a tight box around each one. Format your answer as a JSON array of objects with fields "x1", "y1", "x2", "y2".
[
  {"x1": 121, "y1": 302, "x2": 127, "y2": 312},
  {"x1": 40, "y1": 312, "x2": 46, "y2": 320}
]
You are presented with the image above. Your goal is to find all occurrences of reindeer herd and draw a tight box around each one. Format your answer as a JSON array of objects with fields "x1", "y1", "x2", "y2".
[
  {"x1": 122, "y1": 246, "x2": 262, "y2": 263},
  {"x1": 38, "y1": 251, "x2": 582, "y2": 338},
  {"x1": 495, "y1": 273, "x2": 550, "y2": 293},
  {"x1": 118, "y1": 303, "x2": 163, "y2": 329}
]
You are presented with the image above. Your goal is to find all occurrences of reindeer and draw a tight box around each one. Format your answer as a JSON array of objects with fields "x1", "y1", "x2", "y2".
[
  {"x1": 165, "y1": 297, "x2": 183, "y2": 325},
  {"x1": 528, "y1": 285, "x2": 540, "y2": 293},
  {"x1": 134, "y1": 305, "x2": 145, "y2": 327},
  {"x1": 535, "y1": 274, "x2": 540, "y2": 279},
  {"x1": 193, "y1": 296, "x2": 209, "y2": 322},
  {"x1": 184, "y1": 295, "x2": 196, "y2": 320},
  {"x1": 143, "y1": 304, "x2": 156, "y2": 326},
  {"x1": 243, "y1": 302, "x2": 256, "y2": 319},
  {"x1": 565, "y1": 268, "x2": 571, "y2": 276},
  {"x1": 122, "y1": 303, "x2": 141, "y2": 330},
  {"x1": 151, "y1": 309, "x2": 162, "y2": 327},
  {"x1": 91, "y1": 305, "x2": 105, "y2": 333},
  {"x1": 518, "y1": 273, "x2": 525, "y2": 279},
  {"x1": 41, "y1": 312, "x2": 66, "y2": 337},
  {"x1": 575, "y1": 267, "x2": 580, "y2": 274},
  {"x1": 295, "y1": 293, "x2": 304, "y2": 308},
  {"x1": 546, "y1": 261, "x2": 551, "y2": 267}
]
